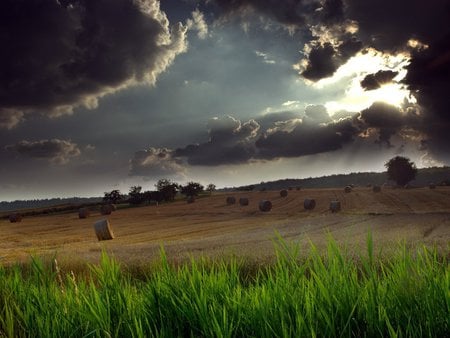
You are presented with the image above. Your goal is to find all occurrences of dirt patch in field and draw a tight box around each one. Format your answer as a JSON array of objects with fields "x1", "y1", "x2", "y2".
[{"x1": 1, "y1": 187, "x2": 449, "y2": 265}]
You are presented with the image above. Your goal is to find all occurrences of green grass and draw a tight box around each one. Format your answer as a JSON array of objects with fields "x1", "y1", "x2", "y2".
[{"x1": 0, "y1": 234, "x2": 448, "y2": 337}]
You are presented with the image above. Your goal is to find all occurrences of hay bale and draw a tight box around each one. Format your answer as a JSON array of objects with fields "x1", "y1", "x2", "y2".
[
  {"x1": 429, "y1": 183, "x2": 436, "y2": 189},
  {"x1": 100, "y1": 204, "x2": 114, "y2": 215},
  {"x1": 239, "y1": 197, "x2": 249, "y2": 206},
  {"x1": 78, "y1": 208, "x2": 90, "y2": 219},
  {"x1": 296, "y1": 187, "x2": 301, "y2": 191},
  {"x1": 259, "y1": 200, "x2": 272, "y2": 212},
  {"x1": 329, "y1": 200, "x2": 341, "y2": 213},
  {"x1": 9, "y1": 213, "x2": 22, "y2": 223},
  {"x1": 187, "y1": 196, "x2": 195, "y2": 203},
  {"x1": 304, "y1": 198, "x2": 316, "y2": 210},
  {"x1": 93, "y1": 219, "x2": 114, "y2": 241},
  {"x1": 226, "y1": 196, "x2": 236, "y2": 205},
  {"x1": 280, "y1": 190, "x2": 288, "y2": 197},
  {"x1": 344, "y1": 186, "x2": 352, "y2": 193},
  {"x1": 288, "y1": 187, "x2": 293, "y2": 191},
  {"x1": 372, "y1": 185, "x2": 381, "y2": 193}
]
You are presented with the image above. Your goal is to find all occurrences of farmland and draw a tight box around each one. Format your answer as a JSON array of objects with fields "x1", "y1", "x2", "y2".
[{"x1": 1, "y1": 186, "x2": 449, "y2": 266}]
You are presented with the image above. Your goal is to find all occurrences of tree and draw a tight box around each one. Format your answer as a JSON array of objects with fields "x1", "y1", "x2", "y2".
[
  {"x1": 155, "y1": 179, "x2": 179, "y2": 201},
  {"x1": 385, "y1": 156, "x2": 417, "y2": 186},
  {"x1": 206, "y1": 183, "x2": 216, "y2": 195},
  {"x1": 103, "y1": 190, "x2": 123, "y2": 204},
  {"x1": 181, "y1": 182, "x2": 204, "y2": 197},
  {"x1": 128, "y1": 186, "x2": 145, "y2": 205}
]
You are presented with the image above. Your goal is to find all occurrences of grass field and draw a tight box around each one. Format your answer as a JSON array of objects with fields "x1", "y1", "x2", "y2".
[
  {"x1": 0, "y1": 235, "x2": 448, "y2": 337},
  {"x1": 0, "y1": 187, "x2": 449, "y2": 336}
]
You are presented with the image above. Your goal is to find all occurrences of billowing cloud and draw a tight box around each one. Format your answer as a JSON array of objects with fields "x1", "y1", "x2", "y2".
[
  {"x1": 360, "y1": 70, "x2": 398, "y2": 90},
  {"x1": 187, "y1": 9, "x2": 209, "y2": 39},
  {"x1": 129, "y1": 147, "x2": 185, "y2": 178},
  {"x1": 0, "y1": 0, "x2": 187, "y2": 127},
  {"x1": 175, "y1": 116, "x2": 259, "y2": 166},
  {"x1": 256, "y1": 116, "x2": 357, "y2": 159},
  {"x1": 5, "y1": 139, "x2": 81, "y2": 164}
]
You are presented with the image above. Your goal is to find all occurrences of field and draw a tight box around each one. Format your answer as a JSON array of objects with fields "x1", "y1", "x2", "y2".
[
  {"x1": 1, "y1": 187, "x2": 449, "y2": 336},
  {"x1": 1, "y1": 187, "x2": 449, "y2": 266}
]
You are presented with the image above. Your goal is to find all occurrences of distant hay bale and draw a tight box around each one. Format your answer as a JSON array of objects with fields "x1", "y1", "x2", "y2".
[
  {"x1": 78, "y1": 208, "x2": 90, "y2": 219},
  {"x1": 429, "y1": 183, "x2": 436, "y2": 189},
  {"x1": 288, "y1": 187, "x2": 293, "y2": 191},
  {"x1": 296, "y1": 187, "x2": 301, "y2": 191},
  {"x1": 344, "y1": 186, "x2": 352, "y2": 193},
  {"x1": 9, "y1": 213, "x2": 22, "y2": 223},
  {"x1": 226, "y1": 196, "x2": 236, "y2": 205},
  {"x1": 372, "y1": 185, "x2": 381, "y2": 193},
  {"x1": 93, "y1": 219, "x2": 114, "y2": 241},
  {"x1": 187, "y1": 196, "x2": 195, "y2": 203},
  {"x1": 304, "y1": 198, "x2": 316, "y2": 210},
  {"x1": 100, "y1": 204, "x2": 114, "y2": 215},
  {"x1": 239, "y1": 197, "x2": 249, "y2": 206},
  {"x1": 329, "y1": 200, "x2": 341, "y2": 213},
  {"x1": 280, "y1": 190, "x2": 288, "y2": 197},
  {"x1": 259, "y1": 200, "x2": 272, "y2": 212}
]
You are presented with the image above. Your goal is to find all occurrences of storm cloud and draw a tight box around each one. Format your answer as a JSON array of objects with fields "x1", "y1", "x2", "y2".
[
  {"x1": 174, "y1": 116, "x2": 259, "y2": 166},
  {"x1": 0, "y1": 0, "x2": 187, "y2": 127},
  {"x1": 360, "y1": 70, "x2": 398, "y2": 90},
  {"x1": 5, "y1": 139, "x2": 81, "y2": 164}
]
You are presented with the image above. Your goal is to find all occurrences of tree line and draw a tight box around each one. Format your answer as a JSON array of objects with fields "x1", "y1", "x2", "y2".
[{"x1": 103, "y1": 179, "x2": 216, "y2": 205}]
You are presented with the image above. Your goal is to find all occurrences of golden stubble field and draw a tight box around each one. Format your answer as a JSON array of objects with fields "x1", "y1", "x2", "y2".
[{"x1": 1, "y1": 187, "x2": 449, "y2": 266}]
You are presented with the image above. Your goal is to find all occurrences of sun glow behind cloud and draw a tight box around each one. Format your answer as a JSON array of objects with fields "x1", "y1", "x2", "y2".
[{"x1": 307, "y1": 49, "x2": 413, "y2": 114}]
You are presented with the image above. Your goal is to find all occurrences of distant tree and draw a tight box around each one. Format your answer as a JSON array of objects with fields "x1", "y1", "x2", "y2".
[
  {"x1": 128, "y1": 186, "x2": 145, "y2": 205},
  {"x1": 155, "y1": 179, "x2": 179, "y2": 201},
  {"x1": 181, "y1": 182, "x2": 204, "y2": 197},
  {"x1": 103, "y1": 190, "x2": 123, "y2": 204},
  {"x1": 206, "y1": 183, "x2": 216, "y2": 195},
  {"x1": 385, "y1": 156, "x2": 417, "y2": 186}
]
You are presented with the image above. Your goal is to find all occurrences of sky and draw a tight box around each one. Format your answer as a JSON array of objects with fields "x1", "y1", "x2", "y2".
[{"x1": 0, "y1": 0, "x2": 449, "y2": 200}]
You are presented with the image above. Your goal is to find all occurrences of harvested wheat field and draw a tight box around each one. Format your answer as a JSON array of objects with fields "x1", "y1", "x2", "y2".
[{"x1": 1, "y1": 187, "x2": 449, "y2": 265}]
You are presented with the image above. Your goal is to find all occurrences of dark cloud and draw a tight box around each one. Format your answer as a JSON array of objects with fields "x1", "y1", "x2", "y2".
[
  {"x1": 212, "y1": 0, "x2": 315, "y2": 28},
  {"x1": 404, "y1": 35, "x2": 450, "y2": 162},
  {"x1": 5, "y1": 139, "x2": 81, "y2": 164},
  {"x1": 256, "y1": 117, "x2": 357, "y2": 159},
  {"x1": 358, "y1": 102, "x2": 404, "y2": 147},
  {"x1": 0, "y1": 0, "x2": 187, "y2": 127},
  {"x1": 360, "y1": 70, "x2": 398, "y2": 90},
  {"x1": 174, "y1": 116, "x2": 259, "y2": 166},
  {"x1": 129, "y1": 147, "x2": 185, "y2": 178}
]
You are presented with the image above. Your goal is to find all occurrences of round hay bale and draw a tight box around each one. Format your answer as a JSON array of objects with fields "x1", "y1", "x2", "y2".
[
  {"x1": 259, "y1": 200, "x2": 272, "y2": 212},
  {"x1": 226, "y1": 196, "x2": 236, "y2": 205},
  {"x1": 100, "y1": 204, "x2": 113, "y2": 215},
  {"x1": 280, "y1": 190, "x2": 288, "y2": 197},
  {"x1": 304, "y1": 198, "x2": 316, "y2": 210},
  {"x1": 344, "y1": 186, "x2": 352, "y2": 193},
  {"x1": 9, "y1": 213, "x2": 22, "y2": 223},
  {"x1": 296, "y1": 187, "x2": 301, "y2": 191},
  {"x1": 78, "y1": 208, "x2": 90, "y2": 219},
  {"x1": 93, "y1": 219, "x2": 114, "y2": 241},
  {"x1": 239, "y1": 197, "x2": 249, "y2": 206},
  {"x1": 187, "y1": 196, "x2": 195, "y2": 203},
  {"x1": 429, "y1": 183, "x2": 436, "y2": 189},
  {"x1": 372, "y1": 185, "x2": 381, "y2": 193},
  {"x1": 288, "y1": 187, "x2": 293, "y2": 191},
  {"x1": 329, "y1": 200, "x2": 341, "y2": 213}
]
